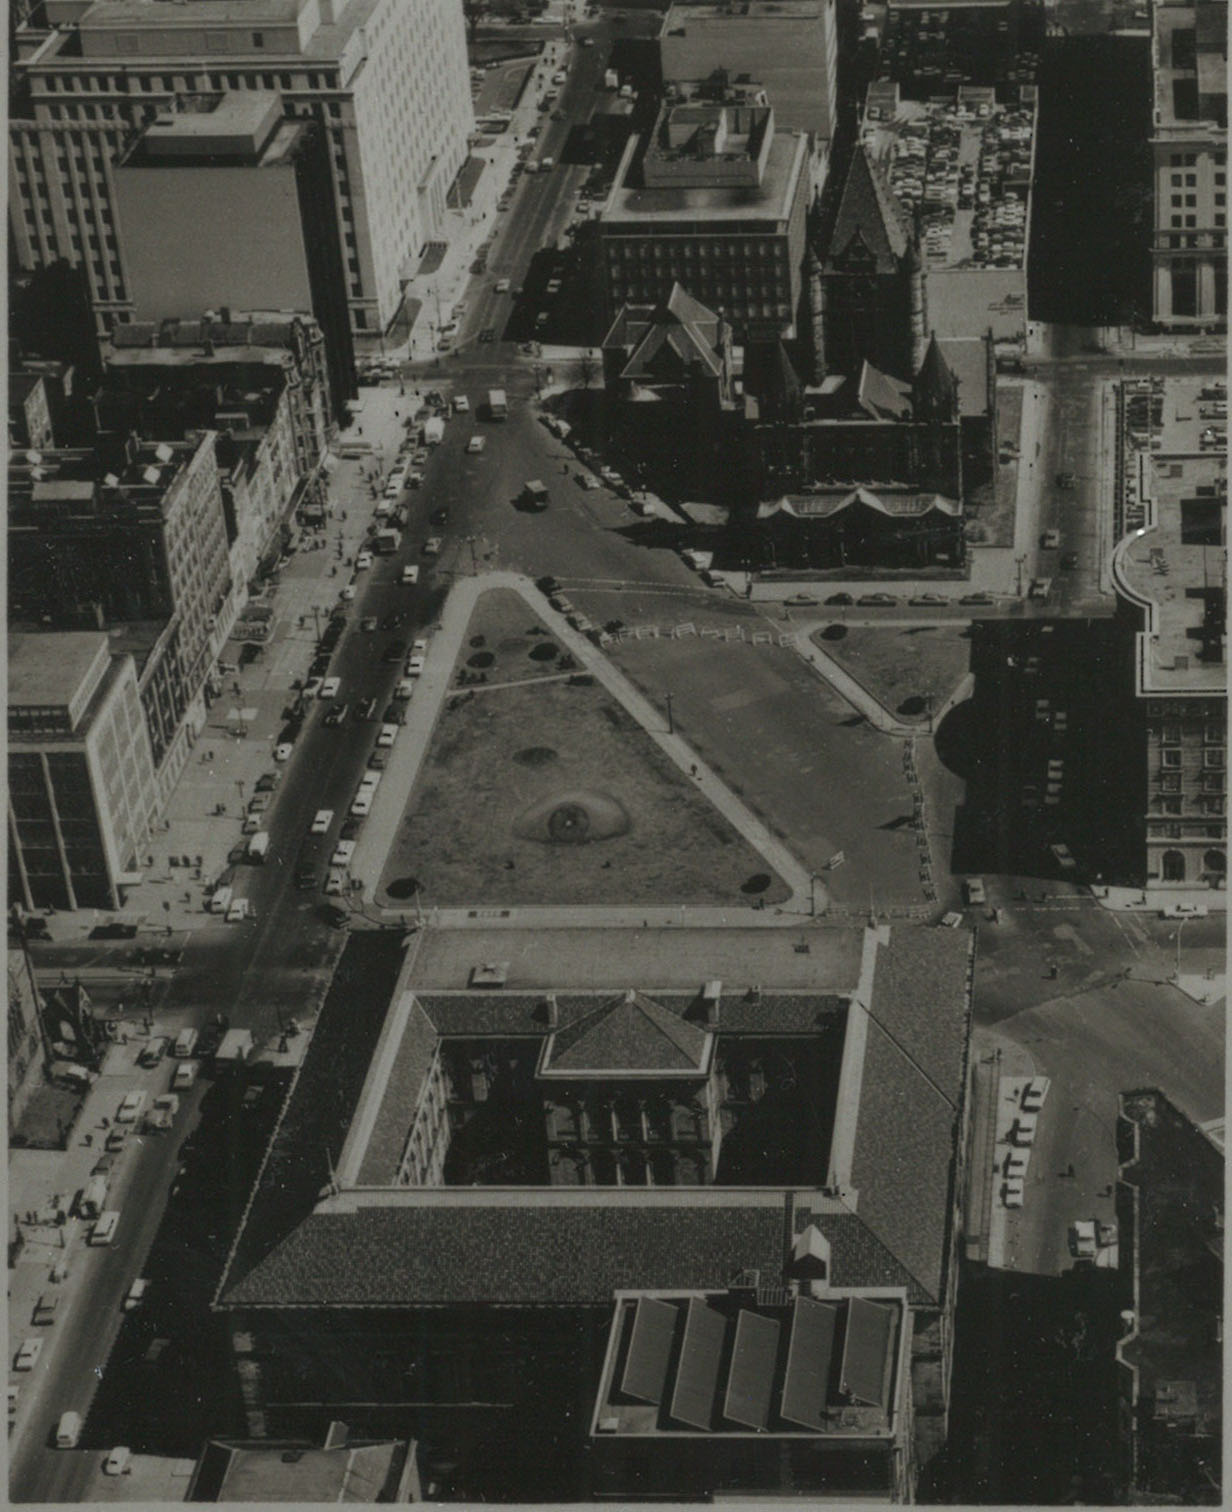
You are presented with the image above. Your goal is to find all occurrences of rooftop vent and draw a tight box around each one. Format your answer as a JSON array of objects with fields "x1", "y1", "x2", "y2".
[
  {"x1": 103, "y1": 472, "x2": 120, "y2": 487},
  {"x1": 141, "y1": 465, "x2": 161, "y2": 485},
  {"x1": 154, "y1": 442, "x2": 173, "y2": 464}
]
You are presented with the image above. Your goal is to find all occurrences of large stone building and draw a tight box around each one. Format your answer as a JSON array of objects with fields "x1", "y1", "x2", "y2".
[
  {"x1": 658, "y1": 0, "x2": 837, "y2": 195},
  {"x1": 111, "y1": 93, "x2": 354, "y2": 397},
  {"x1": 599, "y1": 86, "x2": 811, "y2": 341},
  {"x1": 1111, "y1": 377, "x2": 1226, "y2": 889},
  {"x1": 1149, "y1": 0, "x2": 1227, "y2": 328},
  {"x1": 215, "y1": 924, "x2": 975, "y2": 1502},
  {"x1": 8, "y1": 0, "x2": 474, "y2": 339},
  {"x1": 8, "y1": 632, "x2": 159, "y2": 911}
]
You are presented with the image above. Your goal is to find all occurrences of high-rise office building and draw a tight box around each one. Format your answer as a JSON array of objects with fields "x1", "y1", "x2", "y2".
[
  {"x1": 9, "y1": 0, "x2": 474, "y2": 339},
  {"x1": 1150, "y1": 0, "x2": 1227, "y2": 327}
]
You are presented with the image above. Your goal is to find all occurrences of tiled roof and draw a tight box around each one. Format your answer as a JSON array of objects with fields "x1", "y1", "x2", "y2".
[
  {"x1": 220, "y1": 1200, "x2": 791, "y2": 1308},
  {"x1": 545, "y1": 988, "x2": 710, "y2": 1073},
  {"x1": 866, "y1": 927, "x2": 972, "y2": 1097},
  {"x1": 828, "y1": 145, "x2": 913, "y2": 274},
  {"x1": 355, "y1": 998, "x2": 440, "y2": 1186},
  {"x1": 847, "y1": 1021, "x2": 961, "y2": 1306},
  {"x1": 416, "y1": 992, "x2": 848, "y2": 1038}
]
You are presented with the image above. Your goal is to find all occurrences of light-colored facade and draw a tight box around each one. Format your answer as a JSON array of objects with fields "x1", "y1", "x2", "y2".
[
  {"x1": 659, "y1": 0, "x2": 837, "y2": 195},
  {"x1": 9, "y1": 437, "x2": 234, "y2": 798},
  {"x1": 600, "y1": 94, "x2": 811, "y2": 339},
  {"x1": 8, "y1": 949, "x2": 49, "y2": 1136},
  {"x1": 8, "y1": 632, "x2": 159, "y2": 911},
  {"x1": 1150, "y1": 0, "x2": 1227, "y2": 327},
  {"x1": 1111, "y1": 377, "x2": 1227, "y2": 888},
  {"x1": 8, "y1": 0, "x2": 474, "y2": 337}
]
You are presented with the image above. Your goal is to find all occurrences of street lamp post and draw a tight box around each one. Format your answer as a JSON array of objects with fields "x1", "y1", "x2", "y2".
[
  {"x1": 235, "y1": 779, "x2": 246, "y2": 808},
  {"x1": 466, "y1": 536, "x2": 479, "y2": 575},
  {"x1": 665, "y1": 692, "x2": 674, "y2": 735},
  {"x1": 810, "y1": 873, "x2": 820, "y2": 916}
]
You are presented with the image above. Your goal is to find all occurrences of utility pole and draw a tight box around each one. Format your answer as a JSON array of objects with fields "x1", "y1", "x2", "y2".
[
  {"x1": 1015, "y1": 554, "x2": 1026, "y2": 596},
  {"x1": 665, "y1": 692, "x2": 674, "y2": 735}
]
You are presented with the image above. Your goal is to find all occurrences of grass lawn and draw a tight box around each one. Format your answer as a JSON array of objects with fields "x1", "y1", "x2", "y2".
[
  {"x1": 377, "y1": 674, "x2": 789, "y2": 908},
  {"x1": 455, "y1": 587, "x2": 574, "y2": 686},
  {"x1": 817, "y1": 625, "x2": 972, "y2": 721}
]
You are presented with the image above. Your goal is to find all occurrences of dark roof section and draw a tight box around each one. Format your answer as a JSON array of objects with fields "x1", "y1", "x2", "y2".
[
  {"x1": 723, "y1": 1308, "x2": 781, "y2": 1429},
  {"x1": 839, "y1": 1296, "x2": 898, "y2": 1408},
  {"x1": 780, "y1": 1296, "x2": 838, "y2": 1429},
  {"x1": 671, "y1": 1297, "x2": 728, "y2": 1429},
  {"x1": 1117, "y1": 1088, "x2": 1223, "y2": 1497},
  {"x1": 912, "y1": 333, "x2": 958, "y2": 419},
  {"x1": 544, "y1": 988, "x2": 710, "y2": 1074},
  {"x1": 220, "y1": 1199, "x2": 791, "y2": 1308},
  {"x1": 622, "y1": 1296, "x2": 681, "y2": 1404},
  {"x1": 866, "y1": 925, "x2": 972, "y2": 1096},
  {"x1": 828, "y1": 145, "x2": 914, "y2": 274}
]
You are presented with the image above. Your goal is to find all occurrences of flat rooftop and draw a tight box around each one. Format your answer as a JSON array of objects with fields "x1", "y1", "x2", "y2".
[
  {"x1": 604, "y1": 130, "x2": 808, "y2": 225},
  {"x1": 1153, "y1": 0, "x2": 1228, "y2": 132},
  {"x1": 8, "y1": 631, "x2": 108, "y2": 709},
  {"x1": 1116, "y1": 380, "x2": 1226, "y2": 696}
]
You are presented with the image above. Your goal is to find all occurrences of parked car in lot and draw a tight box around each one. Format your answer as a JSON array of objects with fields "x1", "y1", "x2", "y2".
[
  {"x1": 319, "y1": 677, "x2": 341, "y2": 699},
  {"x1": 963, "y1": 878, "x2": 987, "y2": 906}
]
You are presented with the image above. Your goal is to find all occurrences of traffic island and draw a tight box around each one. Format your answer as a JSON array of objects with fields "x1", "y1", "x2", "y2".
[{"x1": 375, "y1": 596, "x2": 790, "y2": 909}]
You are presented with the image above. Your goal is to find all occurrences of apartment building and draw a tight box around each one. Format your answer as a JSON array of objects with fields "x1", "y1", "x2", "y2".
[
  {"x1": 600, "y1": 89, "x2": 811, "y2": 339},
  {"x1": 9, "y1": 436, "x2": 233, "y2": 794},
  {"x1": 1111, "y1": 378, "x2": 1226, "y2": 888},
  {"x1": 98, "y1": 319, "x2": 334, "y2": 594},
  {"x1": 1150, "y1": 0, "x2": 1227, "y2": 327},
  {"x1": 9, "y1": 0, "x2": 474, "y2": 339},
  {"x1": 8, "y1": 632, "x2": 159, "y2": 912}
]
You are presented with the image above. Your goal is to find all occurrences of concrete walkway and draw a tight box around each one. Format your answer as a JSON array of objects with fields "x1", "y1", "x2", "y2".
[
  {"x1": 768, "y1": 620, "x2": 925, "y2": 738},
  {"x1": 350, "y1": 570, "x2": 818, "y2": 919}
]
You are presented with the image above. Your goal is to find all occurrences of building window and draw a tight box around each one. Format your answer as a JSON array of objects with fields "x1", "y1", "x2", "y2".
[
  {"x1": 1161, "y1": 849, "x2": 1186, "y2": 881},
  {"x1": 252, "y1": 31, "x2": 265, "y2": 46},
  {"x1": 1161, "y1": 723, "x2": 1182, "y2": 744},
  {"x1": 1161, "y1": 749, "x2": 1182, "y2": 768},
  {"x1": 1204, "y1": 748, "x2": 1225, "y2": 768}
]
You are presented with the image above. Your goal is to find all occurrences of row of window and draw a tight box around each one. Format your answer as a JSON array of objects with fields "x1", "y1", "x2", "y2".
[
  {"x1": 1159, "y1": 746, "x2": 1225, "y2": 767},
  {"x1": 39, "y1": 68, "x2": 342, "y2": 101}
]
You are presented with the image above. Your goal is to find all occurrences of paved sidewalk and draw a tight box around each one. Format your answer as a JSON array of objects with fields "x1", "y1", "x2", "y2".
[
  {"x1": 1095, "y1": 885, "x2": 1226, "y2": 914},
  {"x1": 38, "y1": 393, "x2": 417, "y2": 944},
  {"x1": 349, "y1": 570, "x2": 817, "y2": 918}
]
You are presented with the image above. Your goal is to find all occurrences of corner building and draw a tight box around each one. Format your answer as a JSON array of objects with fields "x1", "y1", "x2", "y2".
[{"x1": 9, "y1": 0, "x2": 474, "y2": 338}]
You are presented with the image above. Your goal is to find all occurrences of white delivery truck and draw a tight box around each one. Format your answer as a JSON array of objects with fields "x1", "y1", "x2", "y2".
[
  {"x1": 246, "y1": 831, "x2": 270, "y2": 863},
  {"x1": 423, "y1": 416, "x2": 445, "y2": 446},
  {"x1": 488, "y1": 388, "x2": 508, "y2": 419},
  {"x1": 173, "y1": 1027, "x2": 198, "y2": 1059}
]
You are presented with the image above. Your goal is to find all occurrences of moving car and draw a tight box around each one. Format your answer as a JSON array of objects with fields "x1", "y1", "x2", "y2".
[
  {"x1": 123, "y1": 1279, "x2": 149, "y2": 1311},
  {"x1": 376, "y1": 723, "x2": 399, "y2": 748},
  {"x1": 14, "y1": 1339, "x2": 42, "y2": 1371},
  {"x1": 322, "y1": 703, "x2": 348, "y2": 727},
  {"x1": 423, "y1": 537, "x2": 442, "y2": 556},
  {"x1": 362, "y1": 616, "x2": 378, "y2": 632},
  {"x1": 960, "y1": 592, "x2": 994, "y2": 606},
  {"x1": 116, "y1": 1091, "x2": 147, "y2": 1124},
  {"x1": 355, "y1": 550, "x2": 373, "y2": 570},
  {"x1": 319, "y1": 677, "x2": 341, "y2": 699},
  {"x1": 273, "y1": 743, "x2": 294, "y2": 762},
  {"x1": 963, "y1": 878, "x2": 987, "y2": 906},
  {"x1": 402, "y1": 564, "x2": 420, "y2": 585},
  {"x1": 467, "y1": 435, "x2": 486, "y2": 454},
  {"x1": 1041, "y1": 528, "x2": 1061, "y2": 548},
  {"x1": 103, "y1": 1447, "x2": 131, "y2": 1476},
  {"x1": 311, "y1": 809, "x2": 334, "y2": 834}
]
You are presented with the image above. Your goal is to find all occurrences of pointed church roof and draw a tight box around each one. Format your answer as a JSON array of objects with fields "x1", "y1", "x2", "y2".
[
  {"x1": 540, "y1": 989, "x2": 711, "y2": 1076},
  {"x1": 618, "y1": 283, "x2": 724, "y2": 383},
  {"x1": 912, "y1": 333, "x2": 957, "y2": 416},
  {"x1": 827, "y1": 145, "x2": 914, "y2": 275},
  {"x1": 857, "y1": 360, "x2": 913, "y2": 421}
]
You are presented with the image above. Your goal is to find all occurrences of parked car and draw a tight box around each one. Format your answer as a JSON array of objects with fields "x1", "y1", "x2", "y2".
[
  {"x1": 355, "y1": 550, "x2": 373, "y2": 570},
  {"x1": 825, "y1": 592, "x2": 854, "y2": 606},
  {"x1": 857, "y1": 593, "x2": 898, "y2": 606},
  {"x1": 963, "y1": 878, "x2": 987, "y2": 906},
  {"x1": 274, "y1": 743, "x2": 294, "y2": 762}
]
